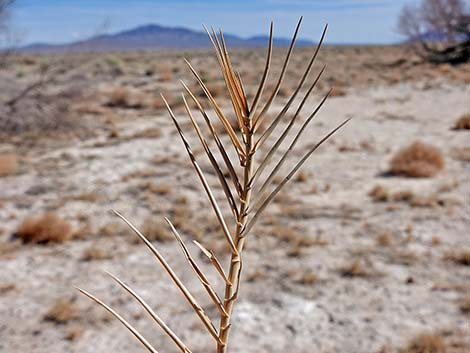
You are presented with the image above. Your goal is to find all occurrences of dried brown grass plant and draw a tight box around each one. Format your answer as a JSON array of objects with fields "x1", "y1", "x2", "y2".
[
  {"x1": 453, "y1": 113, "x2": 470, "y2": 130},
  {"x1": 0, "y1": 152, "x2": 18, "y2": 177},
  {"x1": 390, "y1": 141, "x2": 444, "y2": 178},
  {"x1": 77, "y1": 18, "x2": 349, "y2": 353},
  {"x1": 16, "y1": 212, "x2": 73, "y2": 244}
]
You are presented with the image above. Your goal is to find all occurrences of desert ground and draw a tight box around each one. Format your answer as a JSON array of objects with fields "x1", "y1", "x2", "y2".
[{"x1": 1, "y1": 45, "x2": 470, "y2": 353}]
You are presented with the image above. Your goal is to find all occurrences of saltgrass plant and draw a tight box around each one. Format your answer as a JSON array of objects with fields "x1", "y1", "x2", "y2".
[{"x1": 77, "y1": 18, "x2": 349, "y2": 353}]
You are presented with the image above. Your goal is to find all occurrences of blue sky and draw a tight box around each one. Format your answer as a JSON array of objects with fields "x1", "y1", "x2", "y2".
[{"x1": 11, "y1": 0, "x2": 415, "y2": 45}]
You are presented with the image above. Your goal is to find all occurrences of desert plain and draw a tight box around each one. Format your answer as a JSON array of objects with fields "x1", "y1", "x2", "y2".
[{"x1": 0, "y1": 45, "x2": 470, "y2": 353}]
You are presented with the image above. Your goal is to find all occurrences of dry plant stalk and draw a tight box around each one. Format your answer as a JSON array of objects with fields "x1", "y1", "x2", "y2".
[{"x1": 77, "y1": 18, "x2": 349, "y2": 353}]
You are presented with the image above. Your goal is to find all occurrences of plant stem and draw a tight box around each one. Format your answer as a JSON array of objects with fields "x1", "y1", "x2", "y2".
[{"x1": 217, "y1": 122, "x2": 254, "y2": 353}]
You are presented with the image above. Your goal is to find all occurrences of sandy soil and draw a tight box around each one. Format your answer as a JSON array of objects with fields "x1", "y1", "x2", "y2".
[{"x1": 1, "y1": 47, "x2": 470, "y2": 353}]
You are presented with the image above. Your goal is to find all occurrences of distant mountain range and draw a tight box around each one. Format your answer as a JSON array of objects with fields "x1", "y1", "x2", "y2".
[{"x1": 21, "y1": 24, "x2": 314, "y2": 53}]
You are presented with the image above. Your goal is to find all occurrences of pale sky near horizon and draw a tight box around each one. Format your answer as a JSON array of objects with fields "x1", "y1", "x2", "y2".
[{"x1": 10, "y1": 0, "x2": 419, "y2": 45}]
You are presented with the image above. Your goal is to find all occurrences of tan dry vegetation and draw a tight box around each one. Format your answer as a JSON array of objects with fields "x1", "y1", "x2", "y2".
[
  {"x1": 376, "y1": 231, "x2": 393, "y2": 247},
  {"x1": 44, "y1": 299, "x2": 80, "y2": 325},
  {"x1": 0, "y1": 283, "x2": 16, "y2": 295},
  {"x1": 453, "y1": 113, "x2": 470, "y2": 130},
  {"x1": 15, "y1": 213, "x2": 73, "y2": 244},
  {"x1": 0, "y1": 153, "x2": 18, "y2": 177},
  {"x1": 339, "y1": 260, "x2": 375, "y2": 278},
  {"x1": 330, "y1": 86, "x2": 347, "y2": 97},
  {"x1": 400, "y1": 332, "x2": 446, "y2": 353},
  {"x1": 106, "y1": 86, "x2": 143, "y2": 109},
  {"x1": 65, "y1": 325, "x2": 85, "y2": 341},
  {"x1": 107, "y1": 87, "x2": 131, "y2": 107},
  {"x1": 369, "y1": 184, "x2": 390, "y2": 202},
  {"x1": 389, "y1": 141, "x2": 445, "y2": 178},
  {"x1": 445, "y1": 250, "x2": 470, "y2": 266},
  {"x1": 294, "y1": 269, "x2": 319, "y2": 285},
  {"x1": 81, "y1": 245, "x2": 113, "y2": 261},
  {"x1": 139, "y1": 181, "x2": 172, "y2": 195},
  {"x1": 138, "y1": 217, "x2": 174, "y2": 243},
  {"x1": 458, "y1": 296, "x2": 470, "y2": 315}
]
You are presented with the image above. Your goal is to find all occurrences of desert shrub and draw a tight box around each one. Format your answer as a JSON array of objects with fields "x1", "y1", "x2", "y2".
[
  {"x1": 389, "y1": 141, "x2": 444, "y2": 177},
  {"x1": 81, "y1": 245, "x2": 112, "y2": 261},
  {"x1": 392, "y1": 190, "x2": 415, "y2": 202},
  {"x1": 0, "y1": 153, "x2": 18, "y2": 177},
  {"x1": 44, "y1": 299, "x2": 80, "y2": 324},
  {"x1": 295, "y1": 270, "x2": 319, "y2": 285},
  {"x1": 295, "y1": 171, "x2": 308, "y2": 182},
  {"x1": 330, "y1": 86, "x2": 347, "y2": 97},
  {"x1": 201, "y1": 81, "x2": 226, "y2": 98},
  {"x1": 459, "y1": 295, "x2": 470, "y2": 314},
  {"x1": 107, "y1": 87, "x2": 130, "y2": 107},
  {"x1": 454, "y1": 113, "x2": 470, "y2": 130},
  {"x1": 401, "y1": 332, "x2": 446, "y2": 353},
  {"x1": 138, "y1": 218, "x2": 173, "y2": 243},
  {"x1": 15, "y1": 213, "x2": 73, "y2": 244},
  {"x1": 369, "y1": 184, "x2": 389, "y2": 202},
  {"x1": 0, "y1": 86, "x2": 83, "y2": 135},
  {"x1": 139, "y1": 181, "x2": 171, "y2": 195},
  {"x1": 0, "y1": 283, "x2": 16, "y2": 295},
  {"x1": 339, "y1": 260, "x2": 363, "y2": 277},
  {"x1": 376, "y1": 231, "x2": 393, "y2": 246},
  {"x1": 65, "y1": 325, "x2": 85, "y2": 341},
  {"x1": 339, "y1": 260, "x2": 371, "y2": 278},
  {"x1": 130, "y1": 127, "x2": 162, "y2": 140},
  {"x1": 158, "y1": 64, "x2": 173, "y2": 82},
  {"x1": 445, "y1": 249, "x2": 470, "y2": 266}
]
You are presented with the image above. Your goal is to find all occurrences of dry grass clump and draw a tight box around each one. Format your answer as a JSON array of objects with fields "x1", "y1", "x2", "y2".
[
  {"x1": 0, "y1": 153, "x2": 18, "y2": 177},
  {"x1": 369, "y1": 184, "x2": 390, "y2": 202},
  {"x1": 140, "y1": 181, "x2": 172, "y2": 195},
  {"x1": 453, "y1": 113, "x2": 470, "y2": 130},
  {"x1": 99, "y1": 222, "x2": 129, "y2": 237},
  {"x1": 458, "y1": 295, "x2": 470, "y2": 314},
  {"x1": 389, "y1": 141, "x2": 444, "y2": 178},
  {"x1": 295, "y1": 269, "x2": 319, "y2": 285},
  {"x1": 130, "y1": 127, "x2": 162, "y2": 140},
  {"x1": 392, "y1": 190, "x2": 415, "y2": 202},
  {"x1": 152, "y1": 93, "x2": 186, "y2": 111},
  {"x1": 389, "y1": 250, "x2": 418, "y2": 266},
  {"x1": 107, "y1": 86, "x2": 130, "y2": 107},
  {"x1": 44, "y1": 299, "x2": 80, "y2": 324},
  {"x1": 15, "y1": 213, "x2": 73, "y2": 244},
  {"x1": 121, "y1": 168, "x2": 158, "y2": 182},
  {"x1": 158, "y1": 64, "x2": 173, "y2": 82},
  {"x1": 246, "y1": 269, "x2": 268, "y2": 283},
  {"x1": 339, "y1": 260, "x2": 372, "y2": 278},
  {"x1": 295, "y1": 170, "x2": 308, "y2": 182},
  {"x1": 445, "y1": 250, "x2": 470, "y2": 266},
  {"x1": 138, "y1": 218, "x2": 174, "y2": 243},
  {"x1": 106, "y1": 87, "x2": 149, "y2": 109},
  {"x1": 330, "y1": 86, "x2": 347, "y2": 97},
  {"x1": 368, "y1": 185, "x2": 443, "y2": 208},
  {"x1": 270, "y1": 221, "x2": 327, "y2": 248},
  {"x1": 81, "y1": 245, "x2": 113, "y2": 261},
  {"x1": 65, "y1": 325, "x2": 85, "y2": 341},
  {"x1": 197, "y1": 81, "x2": 226, "y2": 98},
  {"x1": 401, "y1": 332, "x2": 446, "y2": 353},
  {"x1": 65, "y1": 192, "x2": 101, "y2": 203},
  {"x1": 0, "y1": 283, "x2": 16, "y2": 295},
  {"x1": 0, "y1": 240, "x2": 21, "y2": 259},
  {"x1": 376, "y1": 231, "x2": 393, "y2": 246}
]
